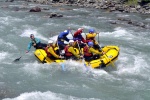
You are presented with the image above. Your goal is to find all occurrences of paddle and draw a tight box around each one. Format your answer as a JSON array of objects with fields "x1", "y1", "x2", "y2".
[
  {"x1": 13, "y1": 56, "x2": 22, "y2": 62},
  {"x1": 76, "y1": 41, "x2": 82, "y2": 55},
  {"x1": 56, "y1": 42, "x2": 65, "y2": 71},
  {"x1": 71, "y1": 29, "x2": 91, "y2": 71},
  {"x1": 76, "y1": 40, "x2": 89, "y2": 71},
  {"x1": 97, "y1": 32, "x2": 116, "y2": 68},
  {"x1": 98, "y1": 32, "x2": 100, "y2": 45}
]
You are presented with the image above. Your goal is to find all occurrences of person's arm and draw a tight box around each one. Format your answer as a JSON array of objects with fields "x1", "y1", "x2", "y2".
[
  {"x1": 48, "y1": 47, "x2": 59, "y2": 58},
  {"x1": 89, "y1": 47, "x2": 102, "y2": 55},
  {"x1": 74, "y1": 31, "x2": 80, "y2": 37},
  {"x1": 68, "y1": 47, "x2": 80, "y2": 58},
  {"x1": 26, "y1": 42, "x2": 32, "y2": 53},
  {"x1": 81, "y1": 37, "x2": 86, "y2": 43},
  {"x1": 64, "y1": 37, "x2": 69, "y2": 42}
]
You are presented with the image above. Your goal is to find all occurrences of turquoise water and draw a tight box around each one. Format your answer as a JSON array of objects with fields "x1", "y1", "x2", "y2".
[{"x1": 0, "y1": 1, "x2": 150, "y2": 100}]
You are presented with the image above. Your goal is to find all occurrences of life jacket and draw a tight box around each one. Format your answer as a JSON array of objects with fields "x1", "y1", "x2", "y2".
[
  {"x1": 83, "y1": 46, "x2": 93, "y2": 57},
  {"x1": 64, "y1": 45, "x2": 73, "y2": 56},
  {"x1": 45, "y1": 46, "x2": 51, "y2": 57},
  {"x1": 86, "y1": 36, "x2": 94, "y2": 40},
  {"x1": 86, "y1": 33, "x2": 96, "y2": 43}
]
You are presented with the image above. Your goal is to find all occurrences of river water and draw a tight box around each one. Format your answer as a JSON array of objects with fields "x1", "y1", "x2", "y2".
[{"x1": 0, "y1": 0, "x2": 150, "y2": 100}]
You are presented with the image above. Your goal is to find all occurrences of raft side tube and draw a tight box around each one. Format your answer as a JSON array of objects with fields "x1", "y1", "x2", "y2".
[{"x1": 34, "y1": 49, "x2": 54, "y2": 63}]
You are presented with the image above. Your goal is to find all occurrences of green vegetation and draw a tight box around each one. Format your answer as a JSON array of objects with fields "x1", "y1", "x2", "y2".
[
  {"x1": 124, "y1": 0, "x2": 150, "y2": 5},
  {"x1": 125, "y1": 0, "x2": 138, "y2": 6},
  {"x1": 142, "y1": 0, "x2": 150, "y2": 2}
]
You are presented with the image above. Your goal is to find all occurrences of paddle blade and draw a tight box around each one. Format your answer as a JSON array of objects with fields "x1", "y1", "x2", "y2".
[
  {"x1": 61, "y1": 63, "x2": 65, "y2": 71},
  {"x1": 110, "y1": 61, "x2": 116, "y2": 68},
  {"x1": 84, "y1": 63, "x2": 89, "y2": 72},
  {"x1": 13, "y1": 56, "x2": 22, "y2": 62}
]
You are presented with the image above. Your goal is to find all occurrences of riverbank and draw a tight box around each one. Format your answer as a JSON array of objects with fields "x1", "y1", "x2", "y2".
[
  {"x1": 2, "y1": 0, "x2": 150, "y2": 29},
  {"x1": 23, "y1": 0, "x2": 150, "y2": 14}
]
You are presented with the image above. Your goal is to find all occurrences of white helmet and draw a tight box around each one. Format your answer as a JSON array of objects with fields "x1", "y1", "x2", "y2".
[
  {"x1": 48, "y1": 40, "x2": 53, "y2": 44},
  {"x1": 78, "y1": 28, "x2": 83, "y2": 31},
  {"x1": 69, "y1": 40, "x2": 74, "y2": 43}
]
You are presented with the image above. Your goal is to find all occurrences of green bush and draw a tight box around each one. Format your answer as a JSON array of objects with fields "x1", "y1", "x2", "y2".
[{"x1": 126, "y1": 0, "x2": 138, "y2": 5}]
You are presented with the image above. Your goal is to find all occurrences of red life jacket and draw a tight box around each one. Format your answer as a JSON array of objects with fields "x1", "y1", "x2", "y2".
[
  {"x1": 64, "y1": 45, "x2": 73, "y2": 56},
  {"x1": 45, "y1": 47, "x2": 51, "y2": 57},
  {"x1": 83, "y1": 46, "x2": 92, "y2": 57}
]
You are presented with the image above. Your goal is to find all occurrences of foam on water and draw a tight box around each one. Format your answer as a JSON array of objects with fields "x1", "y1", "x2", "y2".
[
  {"x1": 115, "y1": 49, "x2": 149, "y2": 79},
  {"x1": 20, "y1": 29, "x2": 49, "y2": 41},
  {"x1": 0, "y1": 52, "x2": 8, "y2": 61},
  {"x1": 117, "y1": 14, "x2": 130, "y2": 17},
  {"x1": 63, "y1": 60, "x2": 85, "y2": 72},
  {"x1": 97, "y1": 16, "x2": 111, "y2": 20},
  {"x1": 0, "y1": 16, "x2": 23, "y2": 26},
  {"x1": 60, "y1": 60, "x2": 114, "y2": 80},
  {"x1": 3, "y1": 91, "x2": 100, "y2": 100},
  {"x1": 0, "y1": 39, "x2": 17, "y2": 50},
  {"x1": 22, "y1": 61, "x2": 60, "y2": 76},
  {"x1": 49, "y1": 35, "x2": 59, "y2": 42},
  {"x1": 73, "y1": 8, "x2": 90, "y2": 13},
  {"x1": 145, "y1": 18, "x2": 150, "y2": 21},
  {"x1": 0, "y1": 16, "x2": 11, "y2": 26},
  {"x1": 101, "y1": 28, "x2": 125, "y2": 37},
  {"x1": 103, "y1": 27, "x2": 134, "y2": 39},
  {"x1": 67, "y1": 23, "x2": 94, "y2": 31}
]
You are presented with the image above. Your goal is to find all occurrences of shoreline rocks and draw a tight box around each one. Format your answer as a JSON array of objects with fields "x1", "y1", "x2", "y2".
[
  {"x1": 29, "y1": 6, "x2": 41, "y2": 12},
  {"x1": 109, "y1": 17, "x2": 150, "y2": 29},
  {"x1": 25, "y1": 0, "x2": 150, "y2": 14}
]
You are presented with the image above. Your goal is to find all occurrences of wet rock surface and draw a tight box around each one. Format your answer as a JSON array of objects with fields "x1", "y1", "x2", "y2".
[{"x1": 25, "y1": 0, "x2": 150, "y2": 14}]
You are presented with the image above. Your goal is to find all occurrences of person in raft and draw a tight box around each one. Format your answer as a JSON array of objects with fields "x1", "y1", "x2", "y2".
[
  {"x1": 57, "y1": 29, "x2": 70, "y2": 50},
  {"x1": 26, "y1": 34, "x2": 47, "y2": 53},
  {"x1": 83, "y1": 41, "x2": 103, "y2": 62},
  {"x1": 86, "y1": 29, "x2": 101, "y2": 50},
  {"x1": 45, "y1": 40, "x2": 62, "y2": 60},
  {"x1": 64, "y1": 40, "x2": 82, "y2": 60},
  {"x1": 73, "y1": 28, "x2": 86, "y2": 48}
]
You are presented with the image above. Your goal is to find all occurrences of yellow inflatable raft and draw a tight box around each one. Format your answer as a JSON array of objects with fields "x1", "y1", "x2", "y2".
[
  {"x1": 84, "y1": 45, "x2": 120, "y2": 68},
  {"x1": 34, "y1": 45, "x2": 120, "y2": 68},
  {"x1": 34, "y1": 49, "x2": 65, "y2": 64}
]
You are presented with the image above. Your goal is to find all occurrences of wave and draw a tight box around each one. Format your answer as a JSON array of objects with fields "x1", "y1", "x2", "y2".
[
  {"x1": 20, "y1": 29, "x2": 49, "y2": 41},
  {"x1": 3, "y1": 91, "x2": 100, "y2": 100},
  {"x1": 0, "y1": 52, "x2": 9, "y2": 61}
]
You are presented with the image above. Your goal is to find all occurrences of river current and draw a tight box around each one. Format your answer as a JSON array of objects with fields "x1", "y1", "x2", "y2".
[{"x1": 0, "y1": 1, "x2": 150, "y2": 100}]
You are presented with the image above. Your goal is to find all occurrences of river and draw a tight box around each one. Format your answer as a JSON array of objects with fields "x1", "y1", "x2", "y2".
[{"x1": 0, "y1": 0, "x2": 150, "y2": 100}]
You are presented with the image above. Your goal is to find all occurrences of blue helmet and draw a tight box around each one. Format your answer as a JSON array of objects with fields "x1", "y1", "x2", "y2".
[
  {"x1": 88, "y1": 42, "x2": 94, "y2": 46},
  {"x1": 63, "y1": 30, "x2": 69, "y2": 34},
  {"x1": 89, "y1": 29, "x2": 95, "y2": 33}
]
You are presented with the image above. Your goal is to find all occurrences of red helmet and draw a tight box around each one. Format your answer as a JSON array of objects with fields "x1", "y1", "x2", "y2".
[
  {"x1": 78, "y1": 28, "x2": 83, "y2": 31},
  {"x1": 77, "y1": 28, "x2": 83, "y2": 33}
]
